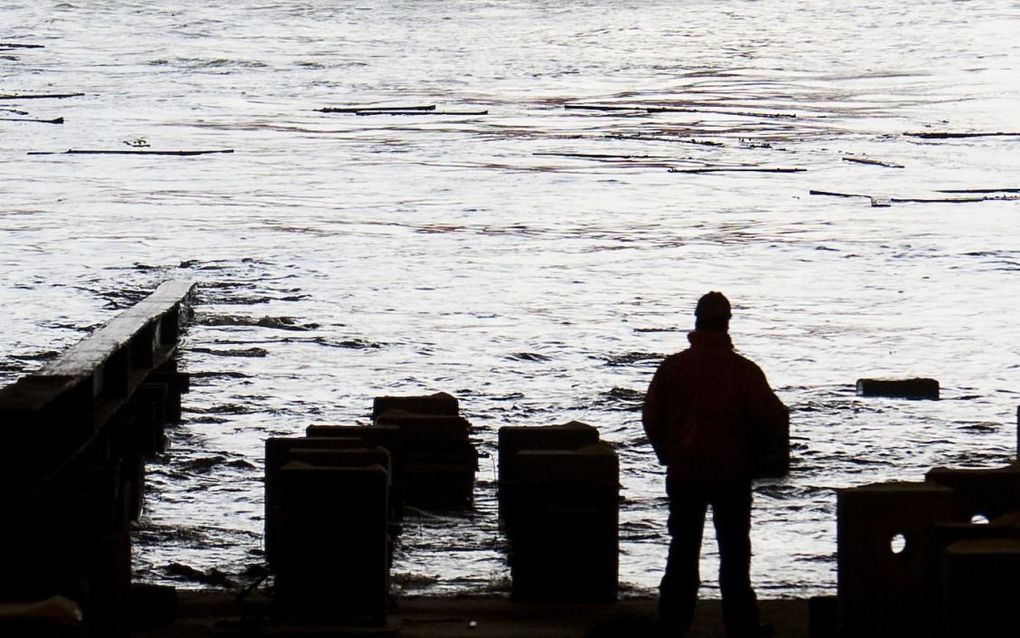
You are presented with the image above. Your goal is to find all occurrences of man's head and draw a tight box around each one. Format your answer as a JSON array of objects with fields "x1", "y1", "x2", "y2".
[{"x1": 695, "y1": 291, "x2": 731, "y2": 332}]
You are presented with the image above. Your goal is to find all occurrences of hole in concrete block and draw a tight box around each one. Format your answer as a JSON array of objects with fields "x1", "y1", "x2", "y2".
[
  {"x1": 971, "y1": 513, "x2": 990, "y2": 525},
  {"x1": 890, "y1": 533, "x2": 907, "y2": 555}
]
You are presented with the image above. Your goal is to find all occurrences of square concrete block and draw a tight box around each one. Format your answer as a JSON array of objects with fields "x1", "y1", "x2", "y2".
[
  {"x1": 837, "y1": 481, "x2": 955, "y2": 635},
  {"x1": 497, "y1": 421, "x2": 601, "y2": 483},
  {"x1": 372, "y1": 392, "x2": 459, "y2": 419},
  {"x1": 941, "y1": 538, "x2": 1020, "y2": 636},
  {"x1": 373, "y1": 413, "x2": 471, "y2": 447},
  {"x1": 265, "y1": 437, "x2": 393, "y2": 566},
  {"x1": 926, "y1": 464, "x2": 1020, "y2": 522},
  {"x1": 511, "y1": 443, "x2": 619, "y2": 484},
  {"x1": 509, "y1": 506, "x2": 618, "y2": 603},
  {"x1": 856, "y1": 378, "x2": 939, "y2": 400},
  {"x1": 273, "y1": 463, "x2": 389, "y2": 624}
]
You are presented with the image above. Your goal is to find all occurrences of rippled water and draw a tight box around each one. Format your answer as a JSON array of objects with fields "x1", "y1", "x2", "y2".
[{"x1": 3, "y1": 0, "x2": 1019, "y2": 600}]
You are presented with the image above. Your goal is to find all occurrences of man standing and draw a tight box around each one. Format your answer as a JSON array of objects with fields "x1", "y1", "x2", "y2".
[{"x1": 642, "y1": 292, "x2": 787, "y2": 638}]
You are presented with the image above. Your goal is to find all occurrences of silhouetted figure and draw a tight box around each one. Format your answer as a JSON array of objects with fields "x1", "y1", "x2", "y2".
[{"x1": 642, "y1": 292, "x2": 787, "y2": 638}]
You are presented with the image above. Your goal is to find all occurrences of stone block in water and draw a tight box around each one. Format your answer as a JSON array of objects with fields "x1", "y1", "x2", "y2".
[
  {"x1": 273, "y1": 462, "x2": 389, "y2": 625},
  {"x1": 264, "y1": 437, "x2": 392, "y2": 566},
  {"x1": 368, "y1": 412, "x2": 476, "y2": 509},
  {"x1": 926, "y1": 464, "x2": 1020, "y2": 522},
  {"x1": 373, "y1": 412, "x2": 471, "y2": 448},
  {"x1": 941, "y1": 538, "x2": 1020, "y2": 636},
  {"x1": 837, "y1": 481, "x2": 954, "y2": 637},
  {"x1": 509, "y1": 504, "x2": 618, "y2": 603},
  {"x1": 497, "y1": 421, "x2": 601, "y2": 483},
  {"x1": 371, "y1": 391, "x2": 459, "y2": 419},
  {"x1": 856, "y1": 377, "x2": 939, "y2": 400}
]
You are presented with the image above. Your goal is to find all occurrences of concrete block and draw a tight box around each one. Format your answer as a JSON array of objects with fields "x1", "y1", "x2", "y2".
[
  {"x1": 403, "y1": 461, "x2": 477, "y2": 509},
  {"x1": 509, "y1": 505, "x2": 618, "y2": 602},
  {"x1": 941, "y1": 538, "x2": 1020, "y2": 636},
  {"x1": 265, "y1": 437, "x2": 393, "y2": 566},
  {"x1": 273, "y1": 463, "x2": 389, "y2": 625},
  {"x1": 285, "y1": 446, "x2": 391, "y2": 477},
  {"x1": 926, "y1": 464, "x2": 1020, "y2": 522},
  {"x1": 303, "y1": 425, "x2": 406, "y2": 521},
  {"x1": 372, "y1": 392, "x2": 459, "y2": 419},
  {"x1": 373, "y1": 412, "x2": 471, "y2": 447},
  {"x1": 511, "y1": 443, "x2": 618, "y2": 484},
  {"x1": 856, "y1": 377, "x2": 939, "y2": 400},
  {"x1": 837, "y1": 481, "x2": 955, "y2": 636},
  {"x1": 497, "y1": 421, "x2": 601, "y2": 483}
]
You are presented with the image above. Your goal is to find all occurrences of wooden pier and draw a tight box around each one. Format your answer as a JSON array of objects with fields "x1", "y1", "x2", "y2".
[{"x1": 0, "y1": 279, "x2": 196, "y2": 637}]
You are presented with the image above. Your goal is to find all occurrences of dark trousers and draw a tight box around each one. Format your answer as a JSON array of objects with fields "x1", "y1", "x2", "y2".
[{"x1": 659, "y1": 479, "x2": 760, "y2": 638}]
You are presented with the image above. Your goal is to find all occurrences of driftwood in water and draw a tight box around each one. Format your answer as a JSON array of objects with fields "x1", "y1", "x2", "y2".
[
  {"x1": 28, "y1": 148, "x2": 234, "y2": 156},
  {"x1": 842, "y1": 156, "x2": 904, "y2": 169},
  {"x1": 669, "y1": 166, "x2": 804, "y2": 174},
  {"x1": 0, "y1": 116, "x2": 63, "y2": 124},
  {"x1": 355, "y1": 109, "x2": 488, "y2": 116},
  {"x1": 534, "y1": 152, "x2": 665, "y2": 161},
  {"x1": 318, "y1": 104, "x2": 487, "y2": 116},
  {"x1": 810, "y1": 189, "x2": 1019, "y2": 205},
  {"x1": 608, "y1": 133, "x2": 726, "y2": 147},
  {"x1": 0, "y1": 43, "x2": 44, "y2": 49},
  {"x1": 319, "y1": 105, "x2": 436, "y2": 113},
  {"x1": 0, "y1": 92, "x2": 85, "y2": 100},
  {"x1": 906, "y1": 131, "x2": 1020, "y2": 139},
  {"x1": 566, "y1": 104, "x2": 798, "y2": 119},
  {"x1": 810, "y1": 190, "x2": 871, "y2": 199},
  {"x1": 937, "y1": 187, "x2": 1020, "y2": 194}
]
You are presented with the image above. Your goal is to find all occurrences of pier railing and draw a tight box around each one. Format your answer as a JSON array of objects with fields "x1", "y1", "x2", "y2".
[{"x1": 0, "y1": 279, "x2": 196, "y2": 636}]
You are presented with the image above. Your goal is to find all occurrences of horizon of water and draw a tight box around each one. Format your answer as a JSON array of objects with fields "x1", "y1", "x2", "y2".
[{"x1": 2, "y1": 0, "x2": 1019, "y2": 599}]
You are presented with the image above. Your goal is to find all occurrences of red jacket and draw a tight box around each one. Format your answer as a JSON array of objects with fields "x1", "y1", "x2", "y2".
[{"x1": 642, "y1": 330, "x2": 788, "y2": 486}]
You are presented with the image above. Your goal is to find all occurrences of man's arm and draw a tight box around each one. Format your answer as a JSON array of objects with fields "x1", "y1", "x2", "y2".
[{"x1": 642, "y1": 361, "x2": 671, "y2": 465}]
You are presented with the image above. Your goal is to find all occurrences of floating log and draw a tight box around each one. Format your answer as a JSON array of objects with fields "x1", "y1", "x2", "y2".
[
  {"x1": 906, "y1": 131, "x2": 1020, "y2": 139},
  {"x1": 355, "y1": 109, "x2": 488, "y2": 116},
  {"x1": 668, "y1": 166, "x2": 805, "y2": 173},
  {"x1": 533, "y1": 152, "x2": 664, "y2": 160},
  {"x1": 809, "y1": 190, "x2": 1018, "y2": 205},
  {"x1": 318, "y1": 104, "x2": 436, "y2": 113},
  {"x1": 889, "y1": 195, "x2": 1020, "y2": 204},
  {"x1": 0, "y1": 92, "x2": 85, "y2": 100},
  {"x1": 0, "y1": 43, "x2": 44, "y2": 49},
  {"x1": 843, "y1": 156, "x2": 904, "y2": 169},
  {"x1": 809, "y1": 189, "x2": 870, "y2": 199},
  {"x1": 27, "y1": 148, "x2": 234, "y2": 156},
  {"x1": 937, "y1": 187, "x2": 1020, "y2": 194},
  {"x1": 608, "y1": 134, "x2": 726, "y2": 147},
  {"x1": 565, "y1": 103, "x2": 798, "y2": 119},
  {"x1": 0, "y1": 116, "x2": 63, "y2": 124}
]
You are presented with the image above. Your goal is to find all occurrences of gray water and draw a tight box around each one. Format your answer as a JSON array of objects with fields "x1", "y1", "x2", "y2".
[{"x1": 2, "y1": 0, "x2": 1019, "y2": 600}]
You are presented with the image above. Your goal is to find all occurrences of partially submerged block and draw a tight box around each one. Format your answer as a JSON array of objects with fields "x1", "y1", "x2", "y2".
[
  {"x1": 856, "y1": 377, "x2": 939, "y2": 400},
  {"x1": 372, "y1": 409, "x2": 476, "y2": 509},
  {"x1": 374, "y1": 412, "x2": 471, "y2": 447},
  {"x1": 925, "y1": 464, "x2": 1020, "y2": 522},
  {"x1": 941, "y1": 538, "x2": 1020, "y2": 636},
  {"x1": 837, "y1": 481, "x2": 955, "y2": 637},
  {"x1": 273, "y1": 462, "x2": 389, "y2": 625},
  {"x1": 497, "y1": 421, "x2": 601, "y2": 483},
  {"x1": 509, "y1": 504, "x2": 619, "y2": 603},
  {"x1": 264, "y1": 437, "x2": 393, "y2": 566},
  {"x1": 498, "y1": 437, "x2": 621, "y2": 603},
  {"x1": 371, "y1": 392, "x2": 459, "y2": 419}
]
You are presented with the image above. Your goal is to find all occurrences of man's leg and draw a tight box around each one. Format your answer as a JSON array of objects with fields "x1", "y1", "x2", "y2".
[
  {"x1": 660, "y1": 482, "x2": 707, "y2": 635},
  {"x1": 712, "y1": 482, "x2": 761, "y2": 638}
]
